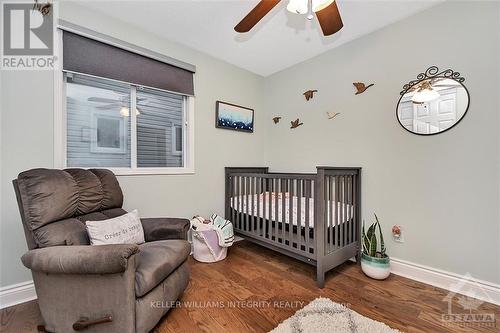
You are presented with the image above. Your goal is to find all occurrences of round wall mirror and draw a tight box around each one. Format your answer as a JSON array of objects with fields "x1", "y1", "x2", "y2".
[{"x1": 396, "y1": 66, "x2": 470, "y2": 135}]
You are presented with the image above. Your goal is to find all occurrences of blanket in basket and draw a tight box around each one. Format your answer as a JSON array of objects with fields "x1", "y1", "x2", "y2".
[{"x1": 210, "y1": 214, "x2": 234, "y2": 247}]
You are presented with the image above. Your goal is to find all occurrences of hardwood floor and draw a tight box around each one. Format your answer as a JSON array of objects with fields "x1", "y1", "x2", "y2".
[{"x1": 1, "y1": 240, "x2": 498, "y2": 333}]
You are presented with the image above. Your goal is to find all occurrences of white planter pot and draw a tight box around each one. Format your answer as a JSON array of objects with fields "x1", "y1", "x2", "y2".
[{"x1": 361, "y1": 253, "x2": 391, "y2": 280}]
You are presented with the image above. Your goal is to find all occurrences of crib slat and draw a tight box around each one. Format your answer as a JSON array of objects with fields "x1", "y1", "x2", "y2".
[
  {"x1": 343, "y1": 176, "x2": 349, "y2": 245},
  {"x1": 229, "y1": 176, "x2": 236, "y2": 228},
  {"x1": 334, "y1": 176, "x2": 339, "y2": 250},
  {"x1": 241, "y1": 176, "x2": 245, "y2": 232},
  {"x1": 288, "y1": 179, "x2": 294, "y2": 247},
  {"x1": 328, "y1": 176, "x2": 333, "y2": 252},
  {"x1": 247, "y1": 176, "x2": 251, "y2": 233},
  {"x1": 263, "y1": 178, "x2": 267, "y2": 239},
  {"x1": 297, "y1": 179, "x2": 302, "y2": 251},
  {"x1": 251, "y1": 176, "x2": 255, "y2": 233},
  {"x1": 340, "y1": 176, "x2": 345, "y2": 248},
  {"x1": 256, "y1": 176, "x2": 261, "y2": 236},
  {"x1": 283, "y1": 179, "x2": 288, "y2": 246},
  {"x1": 338, "y1": 176, "x2": 342, "y2": 248},
  {"x1": 245, "y1": 176, "x2": 249, "y2": 232},
  {"x1": 333, "y1": 176, "x2": 337, "y2": 250},
  {"x1": 248, "y1": 176, "x2": 252, "y2": 232},
  {"x1": 235, "y1": 176, "x2": 239, "y2": 230},
  {"x1": 345, "y1": 176, "x2": 350, "y2": 245},
  {"x1": 352, "y1": 175, "x2": 357, "y2": 242},
  {"x1": 304, "y1": 180, "x2": 311, "y2": 254},
  {"x1": 240, "y1": 176, "x2": 244, "y2": 232},
  {"x1": 249, "y1": 176, "x2": 252, "y2": 232},
  {"x1": 268, "y1": 178, "x2": 272, "y2": 240},
  {"x1": 352, "y1": 175, "x2": 356, "y2": 243},
  {"x1": 348, "y1": 176, "x2": 354, "y2": 243},
  {"x1": 324, "y1": 176, "x2": 328, "y2": 251},
  {"x1": 274, "y1": 178, "x2": 279, "y2": 242},
  {"x1": 280, "y1": 179, "x2": 285, "y2": 244},
  {"x1": 344, "y1": 176, "x2": 348, "y2": 246}
]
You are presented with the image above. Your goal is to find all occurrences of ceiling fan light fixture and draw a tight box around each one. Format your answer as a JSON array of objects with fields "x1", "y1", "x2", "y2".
[
  {"x1": 286, "y1": 0, "x2": 308, "y2": 15},
  {"x1": 120, "y1": 107, "x2": 129, "y2": 117},
  {"x1": 411, "y1": 88, "x2": 440, "y2": 104},
  {"x1": 119, "y1": 107, "x2": 140, "y2": 117},
  {"x1": 287, "y1": 0, "x2": 334, "y2": 14}
]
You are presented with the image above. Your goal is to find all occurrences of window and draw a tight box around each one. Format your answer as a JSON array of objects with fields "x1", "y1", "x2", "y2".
[
  {"x1": 56, "y1": 27, "x2": 195, "y2": 175},
  {"x1": 64, "y1": 73, "x2": 191, "y2": 173}
]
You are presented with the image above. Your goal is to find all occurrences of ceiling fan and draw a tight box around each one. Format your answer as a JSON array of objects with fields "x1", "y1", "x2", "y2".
[
  {"x1": 407, "y1": 78, "x2": 459, "y2": 92},
  {"x1": 234, "y1": 0, "x2": 343, "y2": 36},
  {"x1": 409, "y1": 79, "x2": 459, "y2": 104},
  {"x1": 88, "y1": 96, "x2": 144, "y2": 116}
]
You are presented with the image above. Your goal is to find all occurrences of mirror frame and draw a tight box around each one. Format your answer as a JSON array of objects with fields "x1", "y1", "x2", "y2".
[{"x1": 396, "y1": 66, "x2": 470, "y2": 136}]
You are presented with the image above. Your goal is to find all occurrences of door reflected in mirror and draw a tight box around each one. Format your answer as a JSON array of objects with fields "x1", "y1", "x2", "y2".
[{"x1": 397, "y1": 73, "x2": 469, "y2": 135}]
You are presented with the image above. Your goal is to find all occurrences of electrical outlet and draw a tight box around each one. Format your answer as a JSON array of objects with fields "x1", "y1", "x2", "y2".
[{"x1": 392, "y1": 225, "x2": 404, "y2": 243}]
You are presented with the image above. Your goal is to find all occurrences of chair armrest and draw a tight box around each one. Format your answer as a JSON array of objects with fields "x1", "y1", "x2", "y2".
[
  {"x1": 140, "y1": 218, "x2": 190, "y2": 242},
  {"x1": 21, "y1": 244, "x2": 139, "y2": 274}
]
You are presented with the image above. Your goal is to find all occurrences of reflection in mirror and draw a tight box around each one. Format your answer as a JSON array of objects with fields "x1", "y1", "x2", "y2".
[{"x1": 397, "y1": 74, "x2": 469, "y2": 135}]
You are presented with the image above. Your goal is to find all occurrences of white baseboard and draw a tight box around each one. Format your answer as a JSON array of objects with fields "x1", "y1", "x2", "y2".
[
  {"x1": 391, "y1": 257, "x2": 500, "y2": 306},
  {"x1": 0, "y1": 281, "x2": 37, "y2": 309}
]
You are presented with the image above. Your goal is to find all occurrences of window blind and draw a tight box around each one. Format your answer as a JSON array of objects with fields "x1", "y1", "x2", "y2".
[{"x1": 62, "y1": 31, "x2": 195, "y2": 96}]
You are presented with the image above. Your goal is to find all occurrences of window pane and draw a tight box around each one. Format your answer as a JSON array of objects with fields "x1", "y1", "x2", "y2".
[
  {"x1": 137, "y1": 88, "x2": 184, "y2": 167},
  {"x1": 66, "y1": 74, "x2": 131, "y2": 167}
]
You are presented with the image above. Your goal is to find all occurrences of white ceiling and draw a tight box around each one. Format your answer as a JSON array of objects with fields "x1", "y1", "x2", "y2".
[{"x1": 76, "y1": 0, "x2": 443, "y2": 77}]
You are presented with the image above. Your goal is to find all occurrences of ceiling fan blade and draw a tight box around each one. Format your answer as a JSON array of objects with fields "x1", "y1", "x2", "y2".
[
  {"x1": 315, "y1": 1, "x2": 343, "y2": 36},
  {"x1": 234, "y1": 0, "x2": 281, "y2": 33},
  {"x1": 88, "y1": 97, "x2": 121, "y2": 103},
  {"x1": 96, "y1": 103, "x2": 122, "y2": 110}
]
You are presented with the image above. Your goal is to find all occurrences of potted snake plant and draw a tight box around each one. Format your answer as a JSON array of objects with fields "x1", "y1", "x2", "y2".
[{"x1": 361, "y1": 214, "x2": 390, "y2": 280}]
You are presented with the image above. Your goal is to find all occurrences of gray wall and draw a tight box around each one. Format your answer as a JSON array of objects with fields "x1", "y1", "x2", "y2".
[
  {"x1": 261, "y1": 1, "x2": 500, "y2": 283},
  {"x1": 0, "y1": 3, "x2": 266, "y2": 287}
]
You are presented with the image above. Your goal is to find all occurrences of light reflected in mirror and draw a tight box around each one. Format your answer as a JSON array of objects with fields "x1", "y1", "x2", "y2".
[{"x1": 397, "y1": 78, "x2": 469, "y2": 135}]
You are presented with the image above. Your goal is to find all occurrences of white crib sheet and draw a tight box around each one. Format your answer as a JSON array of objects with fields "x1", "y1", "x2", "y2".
[{"x1": 230, "y1": 192, "x2": 353, "y2": 228}]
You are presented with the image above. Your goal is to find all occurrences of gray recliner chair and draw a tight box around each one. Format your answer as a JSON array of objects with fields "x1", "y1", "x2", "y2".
[{"x1": 13, "y1": 168, "x2": 191, "y2": 333}]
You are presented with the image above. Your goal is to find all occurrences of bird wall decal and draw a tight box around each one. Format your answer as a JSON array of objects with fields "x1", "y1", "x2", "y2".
[
  {"x1": 353, "y1": 82, "x2": 374, "y2": 95},
  {"x1": 273, "y1": 116, "x2": 282, "y2": 124},
  {"x1": 33, "y1": 0, "x2": 52, "y2": 16},
  {"x1": 327, "y1": 112, "x2": 341, "y2": 120},
  {"x1": 290, "y1": 119, "x2": 304, "y2": 129},
  {"x1": 303, "y1": 90, "x2": 318, "y2": 101}
]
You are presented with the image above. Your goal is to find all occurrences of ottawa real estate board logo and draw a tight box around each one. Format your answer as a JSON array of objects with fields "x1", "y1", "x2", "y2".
[{"x1": 1, "y1": 1, "x2": 55, "y2": 70}]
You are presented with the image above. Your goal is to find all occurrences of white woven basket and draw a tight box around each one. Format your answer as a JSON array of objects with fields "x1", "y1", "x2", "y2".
[{"x1": 192, "y1": 230, "x2": 227, "y2": 263}]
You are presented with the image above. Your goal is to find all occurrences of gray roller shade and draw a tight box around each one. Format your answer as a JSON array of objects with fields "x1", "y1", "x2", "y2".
[{"x1": 63, "y1": 31, "x2": 194, "y2": 96}]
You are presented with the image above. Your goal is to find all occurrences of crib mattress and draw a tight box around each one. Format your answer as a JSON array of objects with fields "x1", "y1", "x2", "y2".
[{"x1": 231, "y1": 192, "x2": 353, "y2": 228}]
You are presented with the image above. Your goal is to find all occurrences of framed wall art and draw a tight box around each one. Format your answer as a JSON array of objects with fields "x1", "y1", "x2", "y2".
[{"x1": 215, "y1": 101, "x2": 254, "y2": 133}]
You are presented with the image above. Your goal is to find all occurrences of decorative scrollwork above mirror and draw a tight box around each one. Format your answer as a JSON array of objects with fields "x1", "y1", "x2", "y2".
[{"x1": 397, "y1": 66, "x2": 470, "y2": 135}]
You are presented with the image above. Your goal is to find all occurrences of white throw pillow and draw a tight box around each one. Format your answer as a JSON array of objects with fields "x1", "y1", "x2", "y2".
[{"x1": 86, "y1": 209, "x2": 145, "y2": 245}]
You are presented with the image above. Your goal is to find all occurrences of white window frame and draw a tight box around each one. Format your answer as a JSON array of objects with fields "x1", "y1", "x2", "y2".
[{"x1": 53, "y1": 28, "x2": 195, "y2": 175}]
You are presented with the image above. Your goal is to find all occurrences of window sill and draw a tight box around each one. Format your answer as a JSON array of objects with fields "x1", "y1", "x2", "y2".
[{"x1": 103, "y1": 167, "x2": 195, "y2": 176}]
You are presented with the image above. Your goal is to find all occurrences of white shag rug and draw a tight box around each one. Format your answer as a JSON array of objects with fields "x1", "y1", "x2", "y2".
[{"x1": 270, "y1": 298, "x2": 403, "y2": 333}]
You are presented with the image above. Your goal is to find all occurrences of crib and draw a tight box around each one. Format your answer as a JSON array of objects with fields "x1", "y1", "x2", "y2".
[{"x1": 225, "y1": 167, "x2": 361, "y2": 288}]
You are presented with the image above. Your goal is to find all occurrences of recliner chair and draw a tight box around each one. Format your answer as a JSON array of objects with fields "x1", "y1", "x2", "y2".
[{"x1": 13, "y1": 168, "x2": 191, "y2": 333}]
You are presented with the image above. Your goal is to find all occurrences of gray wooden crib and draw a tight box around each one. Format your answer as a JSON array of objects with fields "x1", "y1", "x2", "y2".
[{"x1": 225, "y1": 167, "x2": 361, "y2": 288}]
